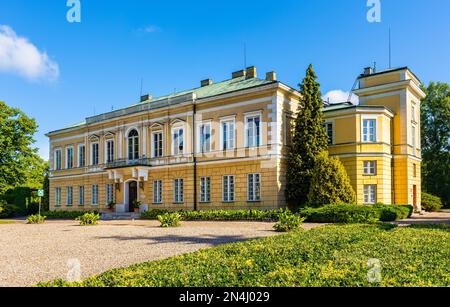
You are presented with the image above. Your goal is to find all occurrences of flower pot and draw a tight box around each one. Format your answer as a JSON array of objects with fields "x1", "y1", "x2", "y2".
[{"x1": 134, "y1": 208, "x2": 140, "y2": 213}]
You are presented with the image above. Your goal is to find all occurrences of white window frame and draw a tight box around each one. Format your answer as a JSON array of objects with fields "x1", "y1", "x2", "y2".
[
  {"x1": 364, "y1": 185, "x2": 377, "y2": 205},
  {"x1": 247, "y1": 173, "x2": 261, "y2": 202},
  {"x1": 66, "y1": 146, "x2": 74, "y2": 169},
  {"x1": 174, "y1": 179, "x2": 184, "y2": 203},
  {"x1": 78, "y1": 144, "x2": 86, "y2": 168},
  {"x1": 106, "y1": 184, "x2": 114, "y2": 205},
  {"x1": 222, "y1": 175, "x2": 235, "y2": 202},
  {"x1": 197, "y1": 121, "x2": 212, "y2": 154},
  {"x1": 79, "y1": 186, "x2": 85, "y2": 206},
  {"x1": 153, "y1": 180, "x2": 163, "y2": 204},
  {"x1": 361, "y1": 116, "x2": 378, "y2": 143},
  {"x1": 412, "y1": 125, "x2": 417, "y2": 152},
  {"x1": 411, "y1": 105, "x2": 417, "y2": 123},
  {"x1": 127, "y1": 128, "x2": 140, "y2": 161},
  {"x1": 55, "y1": 187, "x2": 62, "y2": 206},
  {"x1": 220, "y1": 117, "x2": 236, "y2": 151},
  {"x1": 152, "y1": 131, "x2": 164, "y2": 158},
  {"x1": 67, "y1": 186, "x2": 73, "y2": 206},
  {"x1": 54, "y1": 149, "x2": 62, "y2": 171},
  {"x1": 200, "y1": 177, "x2": 211, "y2": 203},
  {"x1": 245, "y1": 113, "x2": 262, "y2": 148},
  {"x1": 92, "y1": 185, "x2": 99, "y2": 205},
  {"x1": 91, "y1": 142, "x2": 99, "y2": 166},
  {"x1": 172, "y1": 126, "x2": 185, "y2": 156},
  {"x1": 363, "y1": 161, "x2": 377, "y2": 176},
  {"x1": 324, "y1": 122, "x2": 334, "y2": 145},
  {"x1": 105, "y1": 140, "x2": 115, "y2": 164}
]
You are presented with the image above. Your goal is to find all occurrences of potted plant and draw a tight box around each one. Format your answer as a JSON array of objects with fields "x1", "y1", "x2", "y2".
[
  {"x1": 107, "y1": 201, "x2": 116, "y2": 212},
  {"x1": 133, "y1": 200, "x2": 142, "y2": 213}
]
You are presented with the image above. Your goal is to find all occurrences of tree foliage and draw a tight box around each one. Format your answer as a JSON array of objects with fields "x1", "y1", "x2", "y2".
[
  {"x1": 286, "y1": 65, "x2": 329, "y2": 206},
  {"x1": 421, "y1": 82, "x2": 450, "y2": 206},
  {"x1": 307, "y1": 152, "x2": 356, "y2": 206}
]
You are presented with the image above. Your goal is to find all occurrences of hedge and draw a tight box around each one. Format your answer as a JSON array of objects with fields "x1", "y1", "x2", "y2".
[
  {"x1": 141, "y1": 209, "x2": 283, "y2": 222},
  {"x1": 41, "y1": 211, "x2": 98, "y2": 220},
  {"x1": 421, "y1": 193, "x2": 443, "y2": 212}
]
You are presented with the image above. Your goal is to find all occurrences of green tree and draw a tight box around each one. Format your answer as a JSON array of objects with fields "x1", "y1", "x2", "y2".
[
  {"x1": 307, "y1": 152, "x2": 356, "y2": 206},
  {"x1": 286, "y1": 65, "x2": 328, "y2": 206},
  {"x1": 0, "y1": 101, "x2": 41, "y2": 194},
  {"x1": 421, "y1": 82, "x2": 450, "y2": 207}
]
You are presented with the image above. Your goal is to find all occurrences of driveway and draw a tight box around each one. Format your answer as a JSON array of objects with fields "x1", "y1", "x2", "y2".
[
  {"x1": 394, "y1": 211, "x2": 450, "y2": 226},
  {"x1": 0, "y1": 220, "x2": 321, "y2": 287}
]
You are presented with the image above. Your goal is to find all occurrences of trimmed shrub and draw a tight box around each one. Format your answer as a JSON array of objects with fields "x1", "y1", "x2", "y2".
[
  {"x1": 300, "y1": 205, "x2": 380, "y2": 224},
  {"x1": 27, "y1": 214, "x2": 46, "y2": 224},
  {"x1": 374, "y1": 204, "x2": 413, "y2": 221},
  {"x1": 42, "y1": 211, "x2": 96, "y2": 220},
  {"x1": 421, "y1": 193, "x2": 443, "y2": 212},
  {"x1": 142, "y1": 209, "x2": 282, "y2": 222},
  {"x1": 273, "y1": 210, "x2": 305, "y2": 232},
  {"x1": 0, "y1": 202, "x2": 18, "y2": 219},
  {"x1": 76, "y1": 213, "x2": 100, "y2": 226},
  {"x1": 157, "y1": 213, "x2": 181, "y2": 228}
]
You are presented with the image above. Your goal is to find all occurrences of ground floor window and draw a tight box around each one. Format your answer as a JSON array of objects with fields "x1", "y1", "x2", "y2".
[
  {"x1": 79, "y1": 186, "x2": 85, "y2": 206},
  {"x1": 223, "y1": 175, "x2": 235, "y2": 202},
  {"x1": 364, "y1": 185, "x2": 377, "y2": 204},
  {"x1": 153, "y1": 180, "x2": 163, "y2": 204},
  {"x1": 106, "y1": 184, "x2": 114, "y2": 204},
  {"x1": 92, "y1": 185, "x2": 99, "y2": 205},
  {"x1": 67, "y1": 187, "x2": 73, "y2": 206},
  {"x1": 247, "y1": 174, "x2": 261, "y2": 201},
  {"x1": 174, "y1": 179, "x2": 184, "y2": 203},
  {"x1": 55, "y1": 187, "x2": 62, "y2": 206},
  {"x1": 200, "y1": 177, "x2": 211, "y2": 203},
  {"x1": 363, "y1": 161, "x2": 377, "y2": 176}
]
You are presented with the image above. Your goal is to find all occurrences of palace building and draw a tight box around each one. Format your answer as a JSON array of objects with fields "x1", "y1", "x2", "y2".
[{"x1": 47, "y1": 66, "x2": 425, "y2": 213}]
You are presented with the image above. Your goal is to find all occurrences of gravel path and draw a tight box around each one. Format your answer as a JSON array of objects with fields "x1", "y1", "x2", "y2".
[
  {"x1": 0, "y1": 220, "x2": 321, "y2": 287},
  {"x1": 394, "y1": 211, "x2": 450, "y2": 226}
]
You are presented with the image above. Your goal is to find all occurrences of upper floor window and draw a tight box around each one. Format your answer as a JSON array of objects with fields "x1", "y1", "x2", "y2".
[
  {"x1": 221, "y1": 119, "x2": 235, "y2": 151},
  {"x1": 173, "y1": 127, "x2": 184, "y2": 156},
  {"x1": 412, "y1": 126, "x2": 417, "y2": 151},
  {"x1": 411, "y1": 105, "x2": 417, "y2": 123},
  {"x1": 245, "y1": 115, "x2": 261, "y2": 148},
  {"x1": 66, "y1": 147, "x2": 74, "y2": 169},
  {"x1": 91, "y1": 143, "x2": 99, "y2": 165},
  {"x1": 78, "y1": 145, "x2": 86, "y2": 167},
  {"x1": 362, "y1": 119, "x2": 377, "y2": 143},
  {"x1": 199, "y1": 123, "x2": 211, "y2": 153},
  {"x1": 128, "y1": 129, "x2": 140, "y2": 160},
  {"x1": 106, "y1": 140, "x2": 115, "y2": 163},
  {"x1": 152, "y1": 132, "x2": 163, "y2": 158},
  {"x1": 324, "y1": 123, "x2": 334, "y2": 145},
  {"x1": 363, "y1": 161, "x2": 377, "y2": 176},
  {"x1": 54, "y1": 149, "x2": 62, "y2": 171}
]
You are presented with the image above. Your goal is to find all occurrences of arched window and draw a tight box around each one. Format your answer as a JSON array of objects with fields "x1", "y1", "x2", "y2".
[{"x1": 128, "y1": 129, "x2": 140, "y2": 160}]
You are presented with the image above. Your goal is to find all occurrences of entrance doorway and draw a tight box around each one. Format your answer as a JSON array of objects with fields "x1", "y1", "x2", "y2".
[{"x1": 128, "y1": 181, "x2": 138, "y2": 212}]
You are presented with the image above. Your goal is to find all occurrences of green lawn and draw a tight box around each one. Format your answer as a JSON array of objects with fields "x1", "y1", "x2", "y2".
[
  {"x1": 40, "y1": 224, "x2": 450, "y2": 287},
  {"x1": 0, "y1": 220, "x2": 15, "y2": 224}
]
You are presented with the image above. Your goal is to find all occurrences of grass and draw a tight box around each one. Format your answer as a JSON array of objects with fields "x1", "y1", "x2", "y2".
[
  {"x1": 0, "y1": 220, "x2": 15, "y2": 225},
  {"x1": 39, "y1": 224, "x2": 450, "y2": 287}
]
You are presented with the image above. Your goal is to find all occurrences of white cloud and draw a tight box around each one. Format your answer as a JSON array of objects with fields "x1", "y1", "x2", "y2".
[
  {"x1": 0, "y1": 25, "x2": 59, "y2": 81},
  {"x1": 323, "y1": 89, "x2": 359, "y2": 105},
  {"x1": 136, "y1": 25, "x2": 162, "y2": 34}
]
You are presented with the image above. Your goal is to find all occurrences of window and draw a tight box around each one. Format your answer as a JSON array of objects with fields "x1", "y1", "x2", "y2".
[
  {"x1": 221, "y1": 120, "x2": 235, "y2": 150},
  {"x1": 412, "y1": 126, "x2": 417, "y2": 151},
  {"x1": 246, "y1": 115, "x2": 261, "y2": 148},
  {"x1": 78, "y1": 145, "x2": 86, "y2": 167},
  {"x1": 200, "y1": 177, "x2": 211, "y2": 203},
  {"x1": 55, "y1": 187, "x2": 62, "y2": 206},
  {"x1": 223, "y1": 175, "x2": 235, "y2": 202},
  {"x1": 55, "y1": 149, "x2": 62, "y2": 170},
  {"x1": 173, "y1": 128, "x2": 184, "y2": 156},
  {"x1": 67, "y1": 187, "x2": 73, "y2": 206},
  {"x1": 364, "y1": 185, "x2": 377, "y2": 204},
  {"x1": 91, "y1": 143, "x2": 99, "y2": 165},
  {"x1": 363, "y1": 161, "x2": 377, "y2": 176},
  {"x1": 152, "y1": 132, "x2": 163, "y2": 158},
  {"x1": 413, "y1": 164, "x2": 417, "y2": 178},
  {"x1": 106, "y1": 184, "x2": 114, "y2": 204},
  {"x1": 128, "y1": 129, "x2": 140, "y2": 160},
  {"x1": 79, "y1": 186, "x2": 85, "y2": 206},
  {"x1": 411, "y1": 105, "x2": 416, "y2": 123},
  {"x1": 66, "y1": 147, "x2": 74, "y2": 169},
  {"x1": 106, "y1": 140, "x2": 115, "y2": 163},
  {"x1": 153, "y1": 180, "x2": 163, "y2": 204},
  {"x1": 199, "y1": 123, "x2": 211, "y2": 153},
  {"x1": 174, "y1": 179, "x2": 184, "y2": 203},
  {"x1": 92, "y1": 185, "x2": 99, "y2": 205},
  {"x1": 324, "y1": 123, "x2": 334, "y2": 145},
  {"x1": 247, "y1": 174, "x2": 261, "y2": 202},
  {"x1": 362, "y1": 119, "x2": 377, "y2": 143}
]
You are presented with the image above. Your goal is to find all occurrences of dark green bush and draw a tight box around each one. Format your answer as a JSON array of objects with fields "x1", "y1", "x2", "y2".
[
  {"x1": 26, "y1": 203, "x2": 41, "y2": 215},
  {"x1": 42, "y1": 211, "x2": 96, "y2": 220},
  {"x1": 142, "y1": 209, "x2": 283, "y2": 222},
  {"x1": 300, "y1": 205, "x2": 380, "y2": 224},
  {"x1": 421, "y1": 193, "x2": 443, "y2": 212},
  {"x1": 374, "y1": 204, "x2": 413, "y2": 221},
  {"x1": 0, "y1": 202, "x2": 18, "y2": 218}
]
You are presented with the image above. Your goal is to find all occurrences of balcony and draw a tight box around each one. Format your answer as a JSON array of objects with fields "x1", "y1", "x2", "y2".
[{"x1": 104, "y1": 159, "x2": 153, "y2": 170}]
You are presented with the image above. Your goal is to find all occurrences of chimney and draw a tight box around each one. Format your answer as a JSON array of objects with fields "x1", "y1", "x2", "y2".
[
  {"x1": 266, "y1": 71, "x2": 277, "y2": 81},
  {"x1": 140, "y1": 94, "x2": 152, "y2": 102},
  {"x1": 246, "y1": 66, "x2": 257, "y2": 79},
  {"x1": 201, "y1": 79, "x2": 213, "y2": 87},
  {"x1": 232, "y1": 69, "x2": 246, "y2": 79},
  {"x1": 363, "y1": 67, "x2": 374, "y2": 76}
]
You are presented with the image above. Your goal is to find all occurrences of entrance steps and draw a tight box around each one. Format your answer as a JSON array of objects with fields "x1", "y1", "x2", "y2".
[{"x1": 101, "y1": 212, "x2": 141, "y2": 221}]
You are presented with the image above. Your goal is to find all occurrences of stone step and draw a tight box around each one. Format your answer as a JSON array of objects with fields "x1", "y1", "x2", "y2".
[{"x1": 101, "y1": 212, "x2": 141, "y2": 221}]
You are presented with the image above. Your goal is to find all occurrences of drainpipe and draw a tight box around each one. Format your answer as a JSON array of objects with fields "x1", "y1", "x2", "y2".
[
  {"x1": 192, "y1": 95, "x2": 198, "y2": 211},
  {"x1": 390, "y1": 117, "x2": 395, "y2": 204}
]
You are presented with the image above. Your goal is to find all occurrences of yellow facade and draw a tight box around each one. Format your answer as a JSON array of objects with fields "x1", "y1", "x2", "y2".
[{"x1": 47, "y1": 66, "x2": 424, "y2": 213}]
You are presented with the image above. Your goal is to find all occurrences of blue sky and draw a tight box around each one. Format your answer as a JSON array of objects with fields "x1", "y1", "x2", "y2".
[{"x1": 1, "y1": 0, "x2": 449, "y2": 159}]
